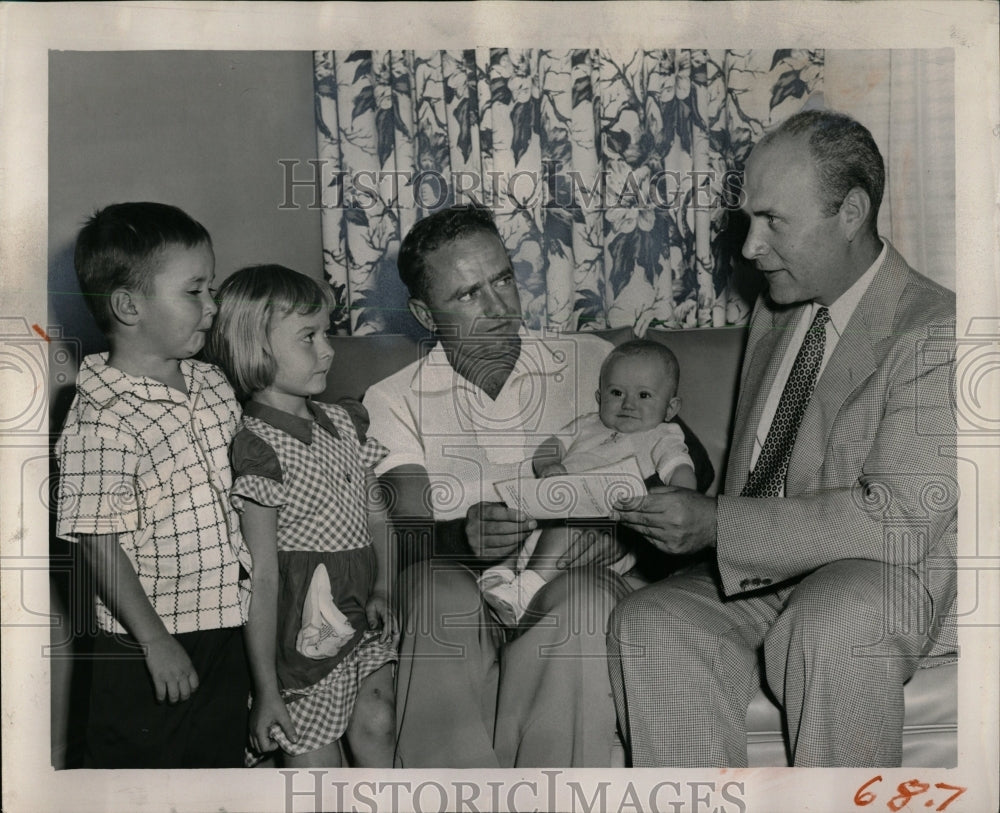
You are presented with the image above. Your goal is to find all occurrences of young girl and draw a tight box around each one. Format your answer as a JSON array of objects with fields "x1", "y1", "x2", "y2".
[{"x1": 207, "y1": 265, "x2": 396, "y2": 768}]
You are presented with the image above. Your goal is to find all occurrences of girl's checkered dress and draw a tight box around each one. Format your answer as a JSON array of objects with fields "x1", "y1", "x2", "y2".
[{"x1": 230, "y1": 399, "x2": 397, "y2": 763}]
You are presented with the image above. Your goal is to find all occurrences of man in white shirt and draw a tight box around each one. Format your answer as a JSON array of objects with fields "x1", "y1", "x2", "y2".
[
  {"x1": 365, "y1": 206, "x2": 630, "y2": 767},
  {"x1": 607, "y1": 110, "x2": 957, "y2": 767}
]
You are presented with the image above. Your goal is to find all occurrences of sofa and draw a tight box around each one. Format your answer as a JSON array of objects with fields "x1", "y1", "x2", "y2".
[{"x1": 320, "y1": 325, "x2": 957, "y2": 768}]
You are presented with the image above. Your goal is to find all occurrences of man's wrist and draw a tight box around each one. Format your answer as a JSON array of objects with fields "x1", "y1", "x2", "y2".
[
  {"x1": 395, "y1": 516, "x2": 477, "y2": 571},
  {"x1": 706, "y1": 495, "x2": 719, "y2": 549},
  {"x1": 434, "y1": 517, "x2": 478, "y2": 564}
]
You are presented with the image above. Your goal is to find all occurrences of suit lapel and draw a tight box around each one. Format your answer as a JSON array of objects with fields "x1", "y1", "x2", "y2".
[
  {"x1": 785, "y1": 245, "x2": 909, "y2": 493},
  {"x1": 725, "y1": 299, "x2": 805, "y2": 495}
]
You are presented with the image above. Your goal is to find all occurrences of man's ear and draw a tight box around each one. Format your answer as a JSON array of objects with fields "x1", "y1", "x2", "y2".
[
  {"x1": 109, "y1": 288, "x2": 141, "y2": 327},
  {"x1": 408, "y1": 297, "x2": 436, "y2": 333},
  {"x1": 838, "y1": 186, "x2": 872, "y2": 242},
  {"x1": 663, "y1": 396, "x2": 681, "y2": 422}
]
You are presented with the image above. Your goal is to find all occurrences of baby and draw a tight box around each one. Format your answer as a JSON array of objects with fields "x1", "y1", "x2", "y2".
[{"x1": 479, "y1": 339, "x2": 697, "y2": 626}]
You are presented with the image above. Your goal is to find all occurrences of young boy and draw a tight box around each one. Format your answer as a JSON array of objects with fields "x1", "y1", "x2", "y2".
[
  {"x1": 479, "y1": 340, "x2": 697, "y2": 626},
  {"x1": 55, "y1": 202, "x2": 251, "y2": 768}
]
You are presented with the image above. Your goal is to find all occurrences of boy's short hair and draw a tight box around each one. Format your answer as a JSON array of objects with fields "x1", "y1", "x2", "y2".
[
  {"x1": 74, "y1": 202, "x2": 212, "y2": 334},
  {"x1": 397, "y1": 204, "x2": 502, "y2": 301},
  {"x1": 207, "y1": 265, "x2": 335, "y2": 401},
  {"x1": 601, "y1": 339, "x2": 680, "y2": 394}
]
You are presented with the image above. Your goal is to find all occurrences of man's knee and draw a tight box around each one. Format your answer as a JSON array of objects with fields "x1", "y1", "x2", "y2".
[
  {"x1": 607, "y1": 583, "x2": 699, "y2": 656},
  {"x1": 398, "y1": 561, "x2": 479, "y2": 619},
  {"x1": 609, "y1": 586, "x2": 657, "y2": 640},
  {"x1": 767, "y1": 559, "x2": 931, "y2": 668},
  {"x1": 530, "y1": 567, "x2": 626, "y2": 623}
]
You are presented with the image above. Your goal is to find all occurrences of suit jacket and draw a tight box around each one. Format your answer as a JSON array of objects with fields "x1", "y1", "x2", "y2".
[{"x1": 716, "y1": 244, "x2": 957, "y2": 653}]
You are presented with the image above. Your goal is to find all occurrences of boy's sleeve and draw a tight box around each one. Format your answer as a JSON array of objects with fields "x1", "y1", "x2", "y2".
[
  {"x1": 229, "y1": 429, "x2": 287, "y2": 511},
  {"x1": 55, "y1": 429, "x2": 144, "y2": 541}
]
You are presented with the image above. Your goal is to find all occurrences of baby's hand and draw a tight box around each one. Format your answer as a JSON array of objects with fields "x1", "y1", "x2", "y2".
[
  {"x1": 538, "y1": 463, "x2": 568, "y2": 478},
  {"x1": 365, "y1": 592, "x2": 398, "y2": 646}
]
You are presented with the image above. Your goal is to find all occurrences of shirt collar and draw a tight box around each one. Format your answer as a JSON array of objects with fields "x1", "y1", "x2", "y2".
[
  {"x1": 408, "y1": 326, "x2": 572, "y2": 395},
  {"x1": 824, "y1": 239, "x2": 887, "y2": 336},
  {"x1": 243, "y1": 399, "x2": 340, "y2": 444},
  {"x1": 76, "y1": 353, "x2": 199, "y2": 407}
]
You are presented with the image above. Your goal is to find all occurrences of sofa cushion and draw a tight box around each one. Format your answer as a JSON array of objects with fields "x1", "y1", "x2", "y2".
[{"x1": 746, "y1": 662, "x2": 957, "y2": 767}]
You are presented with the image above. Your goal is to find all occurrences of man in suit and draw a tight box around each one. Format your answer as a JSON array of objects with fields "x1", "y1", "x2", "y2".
[{"x1": 607, "y1": 109, "x2": 957, "y2": 767}]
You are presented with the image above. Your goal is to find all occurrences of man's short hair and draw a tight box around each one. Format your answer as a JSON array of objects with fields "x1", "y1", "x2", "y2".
[
  {"x1": 397, "y1": 205, "x2": 503, "y2": 301},
  {"x1": 601, "y1": 339, "x2": 680, "y2": 394},
  {"x1": 763, "y1": 109, "x2": 885, "y2": 231},
  {"x1": 207, "y1": 264, "x2": 335, "y2": 402},
  {"x1": 74, "y1": 202, "x2": 212, "y2": 335}
]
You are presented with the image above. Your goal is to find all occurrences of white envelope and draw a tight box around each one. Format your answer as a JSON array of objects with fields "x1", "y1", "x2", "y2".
[{"x1": 494, "y1": 457, "x2": 647, "y2": 520}]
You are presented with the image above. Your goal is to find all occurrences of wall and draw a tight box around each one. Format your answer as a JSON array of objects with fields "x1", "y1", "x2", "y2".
[
  {"x1": 824, "y1": 49, "x2": 956, "y2": 289},
  {"x1": 48, "y1": 50, "x2": 323, "y2": 358}
]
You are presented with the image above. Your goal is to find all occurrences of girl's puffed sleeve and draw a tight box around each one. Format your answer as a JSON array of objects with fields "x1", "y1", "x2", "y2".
[
  {"x1": 229, "y1": 428, "x2": 287, "y2": 511},
  {"x1": 359, "y1": 434, "x2": 390, "y2": 470},
  {"x1": 336, "y1": 397, "x2": 390, "y2": 470}
]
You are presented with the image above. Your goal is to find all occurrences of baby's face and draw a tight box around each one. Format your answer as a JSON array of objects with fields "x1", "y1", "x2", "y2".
[{"x1": 597, "y1": 354, "x2": 678, "y2": 434}]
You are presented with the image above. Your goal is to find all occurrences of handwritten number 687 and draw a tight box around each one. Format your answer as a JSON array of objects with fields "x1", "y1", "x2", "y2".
[{"x1": 854, "y1": 776, "x2": 967, "y2": 811}]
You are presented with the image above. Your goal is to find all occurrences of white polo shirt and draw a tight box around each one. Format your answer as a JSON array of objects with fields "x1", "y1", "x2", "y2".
[{"x1": 364, "y1": 328, "x2": 613, "y2": 520}]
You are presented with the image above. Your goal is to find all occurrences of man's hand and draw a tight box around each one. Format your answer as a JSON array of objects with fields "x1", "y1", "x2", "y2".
[
  {"x1": 143, "y1": 633, "x2": 199, "y2": 703},
  {"x1": 557, "y1": 525, "x2": 627, "y2": 569},
  {"x1": 610, "y1": 487, "x2": 718, "y2": 555},
  {"x1": 465, "y1": 501, "x2": 537, "y2": 563}
]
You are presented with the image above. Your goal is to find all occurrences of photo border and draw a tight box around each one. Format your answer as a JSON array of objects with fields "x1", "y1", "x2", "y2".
[{"x1": 2, "y1": 3, "x2": 997, "y2": 812}]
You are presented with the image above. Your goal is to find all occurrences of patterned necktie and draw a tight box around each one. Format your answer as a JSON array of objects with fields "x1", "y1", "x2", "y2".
[{"x1": 742, "y1": 306, "x2": 830, "y2": 498}]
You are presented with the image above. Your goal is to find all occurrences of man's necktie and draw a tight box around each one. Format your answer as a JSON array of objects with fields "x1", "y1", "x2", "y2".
[{"x1": 741, "y1": 306, "x2": 830, "y2": 498}]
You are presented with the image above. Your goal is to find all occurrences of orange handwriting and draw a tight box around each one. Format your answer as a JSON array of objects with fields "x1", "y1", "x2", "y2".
[{"x1": 854, "y1": 776, "x2": 966, "y2": 812}]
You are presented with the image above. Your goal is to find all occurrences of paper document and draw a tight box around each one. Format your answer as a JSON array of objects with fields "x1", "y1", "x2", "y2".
[{"x1": 494, "y1": 457, "x2": 647, "y2": 520}]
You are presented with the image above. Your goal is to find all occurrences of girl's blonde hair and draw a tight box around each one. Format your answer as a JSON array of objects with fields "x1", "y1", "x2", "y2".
[{"x1": 207, "y1": 264, "x2": 335, "y2": 401}]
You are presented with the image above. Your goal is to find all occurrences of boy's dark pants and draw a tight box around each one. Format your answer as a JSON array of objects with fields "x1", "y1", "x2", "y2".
[{"x1": 84, "y1": 626, "x2": 249, "y2": 768}]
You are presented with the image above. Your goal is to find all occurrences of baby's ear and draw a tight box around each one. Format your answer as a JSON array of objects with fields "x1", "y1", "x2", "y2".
[
  {"x1": 664, "y1": 395, "x2": 681, "y2": 422},
  {"x1": 109, "y1": 288, "x2": 141, "y2": 327},
  {"x1": 594, "y1": 388, "x2": 601, "y2": 406}
]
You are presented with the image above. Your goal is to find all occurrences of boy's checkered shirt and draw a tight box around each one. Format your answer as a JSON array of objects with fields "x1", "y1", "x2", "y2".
[{"x1": 55, "y1": 354, "x2": 251, "y2": 634}]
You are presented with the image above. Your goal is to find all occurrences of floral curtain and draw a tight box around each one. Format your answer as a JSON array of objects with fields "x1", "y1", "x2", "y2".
[{"x1": 313, "y1": 49, "x2": 823, "y2": 336}]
